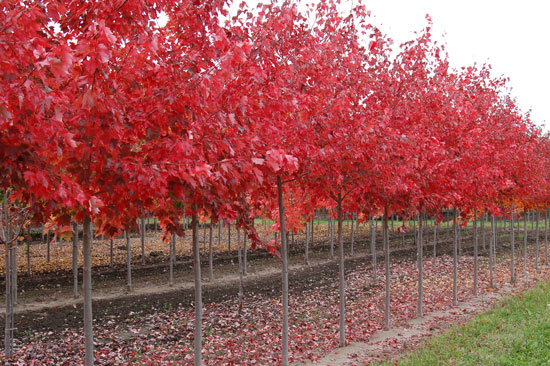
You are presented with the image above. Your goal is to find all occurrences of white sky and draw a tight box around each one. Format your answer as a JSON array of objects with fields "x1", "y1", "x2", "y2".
[
  {"x1": 160, "y1": 1, "x2": 549, "y2": 130},
  {"x1": 350, "y1": 0, "x2": 550, "y2": 131}
]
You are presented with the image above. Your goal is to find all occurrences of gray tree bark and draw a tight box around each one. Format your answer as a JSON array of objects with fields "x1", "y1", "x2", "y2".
[
  {"x1": 277, "y1": 177, "x2": 289, "y2": 366},
  {"x1": 510, "y1": 207, "x2": 515, "y2": 284},
  {"x1": 523, "y1": 212, "x2": 527, "y2": 277},
  {"x1": 371, "y1": 217, "x2": 377, "y2": 280},
  {"x1": 73, "y1": 222, "x2": 79, "y2": 299},
  {"x1": 125, "y1": 231, "x2": 132, "y2": 291},
  {"x1": 82, "y1": 216, "x2": 94, "y2": 366},
  {"x1": 384, "y1": 208, "x2": 390, "y2": 329},
  {"x1": 192, "y1": 210, "x2": 202, "y2": 366},
  {"x1": 453, "y1": 209, "x2": 458, "y2": 306},
  {"x1": 417, "y1": 212, "x2": 423, "y2": 317},
  {"x1": 473, "y1": 209, "x2": 478, "y2": 295},
  {"x1": 208, "y1": 224, "x2": 214, "y2": 281},
  {"x1": 337, "y1": 193, "x2": 346, "y2": 347},
  {"x1": 141, "y1": 216, "x2": 145, "y2": 265}
]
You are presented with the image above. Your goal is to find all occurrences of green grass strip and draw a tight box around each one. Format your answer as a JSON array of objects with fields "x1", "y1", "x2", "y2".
[{"x1": 377, "y1": 280, "x2": 550, "y2": 366}]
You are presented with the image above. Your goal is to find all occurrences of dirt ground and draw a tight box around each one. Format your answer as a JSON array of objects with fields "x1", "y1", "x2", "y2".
[{"x1": 1, "y1": 221, "x2": 542, "y2": 366}]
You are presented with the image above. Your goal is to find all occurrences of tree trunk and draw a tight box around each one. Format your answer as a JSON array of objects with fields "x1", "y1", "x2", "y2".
[
  {"x1": 453, "y1": 209, "x2": 458, "y2": 306},
  {"x1": 243, "y1": 229, "x2": 248, "y2": 276},
  {"x1": 4, "y1": 244, "x2": 14, "y2": 359},
  {"x1": 228, "y1": 222, "x2": 231, "y2": 254},
  {"x1": 473, "y1": 209, "x2": 478, "y2": 295},
  {"x1": 208, "y1": 224, "x2": 214, "y2": 281},
  {"x1": 536, "y1": 210, "x2": 540, "y2": 270},
  {"x1": 126, "y1": 231, "x2": 132, "y2": 291},
  {"x1": 192, "y1": 210, "x2": 202, "y2": 366},
  {"x1": 237, "y1": 227, "x2": 244, "y2": 311},
  {"x1": 110, "y1": 238, "x2": 113, "y2": 267},
  {"x1": 141, "y1": 216, "x2": 145, "y2": 265},
  {"x1": 384, "y1": 207, "x2": 390, "y2": 329},
  {"x1": 169, "y1": 233, "x2": 175, "y2": 286},
  {"x1": 337, "y1": 193, "x2": 345, "y2": 347},
  {"x1": 311, "y1": 218, "x2": 314, "y2": 251},
  {"x1": 545, "y1": 209, "x2": 549, "y2": 266},
  {"x1": 350, "y1": 212, "x2": 355, "y2": 256},
  {"x1": 3, "y1": 191, "x2": 14, "y2": 358},
  {"x1": 433, "y1": 222, "x2": 437, "y2": 258},
  {"x1": 523, "y1": 212, "x2": 527, "y2": 277},
  {"x1": 482, "y1": 213, "x2": 486, "y2": 251},
  {"x1": 490, "y1": 215, "x2": 495, "y2": 289},
  {"x1": 511, "y1": 207, "x2": 515, "y2": 284},
  {"x1": 305, "y1": 219, "x2": 310, "y2": 265},
  {"x1": 73, "y1": 222, "x2": 79, "y2": 299},
  {"x1": 458, "y1": 221, "x2": 462, "y2": 256},
  {"x1": 330, "y1": 216, "x2": 334, "y2": 258},
  {"x1": 417, "y1": 212, "x2": 423, "y2": 317},
  {"x1": 277, "y1": 176, "x2": 289, "y2": 366},
  {"x1": 82, "y1": 216, "x2": 94, "y2": 366},
  {"x1": 371, "y1": 216, "x2": 377, "y2": 280},
  {"x1": 46, "y1": 233, "x2": 50, "y2": 263},
  {"x1": 218, "y1": 221, "x2": 221, "y2": 249},
  {"x1": 26, "y1": 233, "x2": 31, "y2": 276}
]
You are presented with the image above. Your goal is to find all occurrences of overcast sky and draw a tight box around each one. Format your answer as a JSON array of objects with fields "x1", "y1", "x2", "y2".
[
  {"x1": 220, "y1": 1, "x2": 550, "y2": 130},
  {"x1": 348, "y1": 0, "x2": 550, "y2": 131}
]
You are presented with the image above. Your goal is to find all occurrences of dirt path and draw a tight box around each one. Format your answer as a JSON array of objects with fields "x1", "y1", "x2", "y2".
[{"x1": 304, "y1": 275, "x2": 542, "y2": 366}]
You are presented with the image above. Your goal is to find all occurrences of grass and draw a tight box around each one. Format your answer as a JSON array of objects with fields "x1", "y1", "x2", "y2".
[{"x1": 376, "y1": 280, "x2": 550, "y2": 366}]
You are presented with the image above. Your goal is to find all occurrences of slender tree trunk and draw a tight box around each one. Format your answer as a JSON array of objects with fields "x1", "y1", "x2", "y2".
[
  {"x1": 12, "y1": 242, "x2": 17, "y2": 306},
  {"x1": 489, "y1": 215, "x2": 496, "y2": 289},
  {"x1": 536, "y1": 210, "x2": 540, "y2": 270},
  {"x1": 401, "y1": 216, "x2": 405, "y2": 247},
  {"x1": 433, "y1": 222, "x2": 437, "y2": 258},
  {"x1": 413, "y1": 217, "x2": 416, "y2": 247},
  {"x1": 237, "y1": 227, "x2": 244, "y2": 313},
  {"x1": 243, "y1": 229, "x2": 248, "y2": 276},
  {"x1": 305, "y1": 220, "x2": 310, "y2": 265},
  {"x1": 169, "y1": 233, "x2": 175, "y2": 286},
  {"x1": 26, "y1": 232, "x2": 31, "y2": 276},
  {"x1": 82, "y1": 216, "x2": 94, "y2": 366},
  {"x1": 417, "y1": 212, "x2": 423, "y2": 317},
  {"x1": 453, "y1": 209, "x2": 458, "y2": 306},
  {"x1": 511, "y1": 207, "x2": 515, "y2": 284},
  {"x1": 125, "y1": 231, "x2": 132, "y2": 291},
  {"x1": 311, "y1": 219, "x2": 314, "y2": 250},
  {"x1": 218, "y1": 221, "x2": 221, "y2": 249},
  {"x1": 330, "y1": 216, "x2": 334, "y2": 258},
  {"x1": 46, "y1": 232, "x2": 50, "y2": 263},
  {"x1": 350, "y1": 212, "x2": 355, "y2": 256},
  {"x1": 4, "y1": 191, "x2": 14, "y2": 359},
  {"x1": 370, "y1": 216, "x2": 377, "y2": 280},
  {"x1": 109, "y1": 238, "x2": 114, "y2": 267},
  {"x1": 337, "y1": 193, "x2": 345, "y2": 347},
  {"x1": 482, "y1": 213, "x2": 486, "y2": 251},
  {"x1": 208, "y1": 224, "x2": 213, "y2": 281},
  {"x1": 384, "y1": 207, "x2": 390, "y2": 329},
  {"x1": 73, "y1": 223, "x2": 79, "y2": 299},
  {"x1": 458, "y1": 220, "x2": 462, "y2": 256},
  {"x1": 276, "y1": 176, "x2": 289, "y2": 366},
  {"x1": 473, "y1": 209, "x2": 478, "y2": 295},
  {"x1": 523, "y1": 212, "x2": 528, "y2": 277},
  {"x1": 192, "y1": 210, "x2": 202, "y2": 366},
  {"x1": 228, "y1": 222, "x2": 231, "y2": 254},
  {"x1": 141, "y1": 217, "x2": 145, "y2": 265},
  {"x1": 545, "y1": 209, "x2": 549, "y2": 266},
  {"x1": 5, "y1": 244, "x2": 14, "y2": 359}
]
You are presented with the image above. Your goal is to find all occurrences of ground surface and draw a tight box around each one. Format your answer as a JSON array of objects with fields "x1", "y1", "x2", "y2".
[{"x1": 0, "y1": 221, "x2": 548, "y2": 365}]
